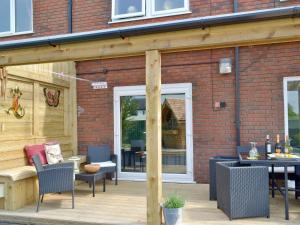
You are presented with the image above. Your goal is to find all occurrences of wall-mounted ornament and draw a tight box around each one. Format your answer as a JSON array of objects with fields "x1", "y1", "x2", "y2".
[
  {"x1": 5, "y1": 86, "x2": 25, "y2": 119},
  {"x1": 43, "y1": 88, "x2": 60, "y2": 107}
]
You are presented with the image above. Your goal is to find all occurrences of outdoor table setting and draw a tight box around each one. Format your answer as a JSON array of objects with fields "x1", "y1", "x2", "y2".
[{"x1": 239, "y1": 137, "x2": 300, "y2": 220}]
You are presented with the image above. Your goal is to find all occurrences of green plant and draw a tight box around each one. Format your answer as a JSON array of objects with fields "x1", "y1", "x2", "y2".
[{"x1": 163, "y1": 195, "x2": 185, "y2": 209}]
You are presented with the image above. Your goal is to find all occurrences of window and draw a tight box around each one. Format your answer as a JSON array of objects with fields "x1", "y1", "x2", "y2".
[
  {"x1": 284, "y1": 77, "x2": 300, "y2": 153},
  {"x1": 0, "y1": 0, "x2": 33, "y2": 36},
  {"x1": 112, "y1": 0, "x2": 189, "y2": 21}
]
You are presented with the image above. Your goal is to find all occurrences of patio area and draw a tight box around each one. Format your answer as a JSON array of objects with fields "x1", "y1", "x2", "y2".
[{"x1": 0, "y1": 181, "x2": 299, "y2": 225}]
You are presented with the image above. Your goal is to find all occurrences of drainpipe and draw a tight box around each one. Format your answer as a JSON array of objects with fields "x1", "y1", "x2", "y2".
[
  {"x1": 68, "y1": 0, "x2": 73, "y2": 33},
  {"x1": 234, "y1": 0, "x2": 241, "y2": 147}
]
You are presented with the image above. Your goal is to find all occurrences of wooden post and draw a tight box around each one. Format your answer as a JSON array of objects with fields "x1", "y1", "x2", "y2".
[{"x1": 146, "y1": 50, "x2": 162, "y2": 225}]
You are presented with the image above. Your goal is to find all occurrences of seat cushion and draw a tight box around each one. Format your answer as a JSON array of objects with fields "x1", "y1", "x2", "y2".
[
  {"x1": 91, "y1": 161, "x2": 116, "y2": 168},
  {"x1": 45, "y1": 142, "x2": 64, "y2": 164},
  {"x1": 25, "y1": 144, "x2": 47, "y2": 166}
]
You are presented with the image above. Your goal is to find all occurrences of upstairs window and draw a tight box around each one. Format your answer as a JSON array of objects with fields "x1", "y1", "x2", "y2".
[
  {"x1": 0, "y1": 0, "x2": 33, "y2": 36},
  {"x1": 112, "y1": 0, "x2": 189, "y2": 21}
]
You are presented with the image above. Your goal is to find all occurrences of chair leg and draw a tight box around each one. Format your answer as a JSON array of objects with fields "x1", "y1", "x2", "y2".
[
  {"x1": 115, "y1": 168, "x2": 118, "y2": 185},
  {"x1": 72, "y1": 189, "x2": 75, "y2": 209},
  {"x1": 36, "y1": 195, "x2": 41, "y2": 212},
  {"x1": 41, "y1": 194, "x2": 44, "y2": 203}
]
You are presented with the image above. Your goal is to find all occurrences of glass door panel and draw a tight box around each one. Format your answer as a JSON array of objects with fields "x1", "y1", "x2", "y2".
[
  {"x1": 286, "y1": 80, "x2": 300, "y2": 153},
  {"x1": 162, "y1": 94, "x2": 186, "y2": 174},
  {"x1": 120, "y1": 94, "x2": 187, "y2": 174},
  {"x1": 121, "y1": 96, "x2": 146, "y2": 173}
]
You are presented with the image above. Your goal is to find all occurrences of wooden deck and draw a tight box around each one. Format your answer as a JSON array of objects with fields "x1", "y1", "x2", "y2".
[{"x1": 0, "y1": 181, "x2": 299, "y2": 225}]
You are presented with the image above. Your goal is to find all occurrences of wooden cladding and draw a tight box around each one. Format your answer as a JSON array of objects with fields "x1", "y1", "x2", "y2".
[{"x1": 0, "y1": 62, "x2": 77, "y2": 170}]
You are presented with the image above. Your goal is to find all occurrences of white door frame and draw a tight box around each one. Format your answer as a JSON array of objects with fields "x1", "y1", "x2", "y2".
[{"x1": 113, "y1": 83, "x2": 194, "y2": 183}]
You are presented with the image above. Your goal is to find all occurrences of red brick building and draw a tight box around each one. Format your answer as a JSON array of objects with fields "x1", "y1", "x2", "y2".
[{"x1": 1, "y1": 0, "x2": 300, "y2": 183}]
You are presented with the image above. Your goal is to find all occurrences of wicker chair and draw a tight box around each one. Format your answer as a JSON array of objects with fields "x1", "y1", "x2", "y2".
[
  {"x1": 209, "y1": 156, "x2": 238, "y2": 200},
  {"x1": 32, "y1": 155, "x2": 75, "y2": 212},
  {"x1": 216, "y1": 161, "x2": 269, "y2": 220},
  {"x1": 87, "y1": 145, "x2": 118, "y2": 185}
]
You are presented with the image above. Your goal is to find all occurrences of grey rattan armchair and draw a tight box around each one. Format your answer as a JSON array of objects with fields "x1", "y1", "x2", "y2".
[
  {"x1": 209, "y1": 156, "x2": 239, "y2": 200},
  {"x1": 32, "y1": 155, "x2": 75, "y2": 212},
  {"x1": 216, "y1": 161, "x2": 269, "y2": 220},
  {"x1": 87, "y1": 145, "x2": 118, "y2": 185}
]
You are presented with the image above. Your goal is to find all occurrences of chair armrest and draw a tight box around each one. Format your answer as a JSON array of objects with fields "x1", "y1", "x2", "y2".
[
  {"x1": 43, "y1": 162, "x2": 74, "y2": 170},
  {"x1": 111, "y1": 154, "x2": 118, "y2": 163}
]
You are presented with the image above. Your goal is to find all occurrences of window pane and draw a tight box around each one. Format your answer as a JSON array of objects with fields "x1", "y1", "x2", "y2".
[
  {"x1": 115, "y1": 0, "x2": 143, "y2": 16},
  {"x1": 15, "y1": 0, "x2": 32, "y2": 32},
  {"x1": 155, "y1": 0, "x2": 185, "y2": 11},
  {"x1": 287, "y1": 81, "x2": 300, "y2": 152},
  {"x1": 0, "y1": 0, "x2": 11, "y2": 33}
]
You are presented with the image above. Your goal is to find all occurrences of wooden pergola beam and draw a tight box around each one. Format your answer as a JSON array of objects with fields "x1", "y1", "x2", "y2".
[
  {"x1": 146, "y1": 50, "x2": 162, "y2": 225},
  {"x1": 0, "y1": 17, "x2": 300, "y2": 66}
]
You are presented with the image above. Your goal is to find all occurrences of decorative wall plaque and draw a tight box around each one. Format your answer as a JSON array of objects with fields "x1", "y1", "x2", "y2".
[
  {"x1": 43, "y1": 88, "x2": 60, "y2": 107},
  {"x1": 5, "y1": 86, "x2": 25, "y2": 119}
]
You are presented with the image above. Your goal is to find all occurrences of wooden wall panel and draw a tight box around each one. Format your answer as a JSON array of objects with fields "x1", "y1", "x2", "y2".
[{"x1": 0, "y1": 62, "x2": 77, "y2": 170}]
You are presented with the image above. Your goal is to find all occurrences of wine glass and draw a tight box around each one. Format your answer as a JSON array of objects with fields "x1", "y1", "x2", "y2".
[{"x1": 249, "y1": 142, "x2": 258, "y2": 158}]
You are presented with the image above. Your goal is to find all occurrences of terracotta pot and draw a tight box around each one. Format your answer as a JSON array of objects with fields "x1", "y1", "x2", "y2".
[{"x1": 84, "y1": 164, "x2": 100, "y2": 173}]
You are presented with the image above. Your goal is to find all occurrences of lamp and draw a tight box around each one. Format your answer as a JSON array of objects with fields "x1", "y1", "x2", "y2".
[{"x1": 219, "y1": 58, "x2": 232, "y2": 74}]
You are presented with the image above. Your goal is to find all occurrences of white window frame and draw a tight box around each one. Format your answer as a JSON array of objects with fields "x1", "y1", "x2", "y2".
[
  {"x1": 283, "y1": 76, "x2": 300, "y2": 140},
  {"x1": 0, "y1": 0, "x2": 33, "y2": 37},
  {"x1": 152, "y1": 0, "x2": 189, "y2": 16},
  {"x1": 111, "y1": 0, "x2": 190, "y2": 22},
  {"x1": 112, "y1": 0, "x2": 146, "y2": 20},
  {"x1": 114, "y1": 83, "x2": 194, "y2": 183}
]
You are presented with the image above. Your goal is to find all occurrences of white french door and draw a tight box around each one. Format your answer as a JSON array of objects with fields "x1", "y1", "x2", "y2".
[{"x1": 114, "y1": 83, "x2": 194, "y2": 183}]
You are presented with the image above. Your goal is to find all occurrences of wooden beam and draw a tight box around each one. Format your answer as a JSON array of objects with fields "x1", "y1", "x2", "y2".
[
  {"x1": 146, "y1": 50, "x2": 162, "y2": 225},
  {"x1": 0, "y1": 18, "x2": 300, "y2": 66}
]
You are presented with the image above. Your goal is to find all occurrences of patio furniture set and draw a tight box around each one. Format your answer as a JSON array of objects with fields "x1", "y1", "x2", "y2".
[
  {"x1": 31, "y1": 144, "x2": 118, "y2": 212},
  {"x1": 210, "y1": 145, "x2": 300, "y2": 221}
]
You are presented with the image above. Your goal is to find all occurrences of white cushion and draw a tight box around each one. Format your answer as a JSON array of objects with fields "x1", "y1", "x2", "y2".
[
  {"x1": 91, "y1": 161, "x2": 116, "y2": 168},
  {"x1": 268, "y1": 167, "x2": 295, "y2": 173},
  {"x1": 45, "y1": 143, "x2": 64, "y2": 164}
]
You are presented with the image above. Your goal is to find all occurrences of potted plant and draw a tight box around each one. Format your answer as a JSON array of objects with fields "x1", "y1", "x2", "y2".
[{"x1": 162, "y1": 195, "x2": 185, "y2": 225}]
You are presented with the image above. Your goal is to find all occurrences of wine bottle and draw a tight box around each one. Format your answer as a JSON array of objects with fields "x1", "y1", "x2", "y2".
[
  {"x1": 265, "y1": 134, "x2": 272, "y2": 157},
  {"x1": 275, "y1": 134, "x2": 282, "y2": 154}
]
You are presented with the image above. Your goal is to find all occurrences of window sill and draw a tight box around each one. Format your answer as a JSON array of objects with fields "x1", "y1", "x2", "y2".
[
  {"x1": 109, "y1": 10, "x2": 192, "y2": 24},
  {"x1": 0, "y1": 31, "x2": 34, "y2": 38}
]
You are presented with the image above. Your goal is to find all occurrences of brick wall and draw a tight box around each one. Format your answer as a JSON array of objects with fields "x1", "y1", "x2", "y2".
[
  {"x1": 1, "y1": 0, "x2": 299, "y2": 41},
  {"x1": 76, "y1": 42, "x2": 300, "y2": 183}
]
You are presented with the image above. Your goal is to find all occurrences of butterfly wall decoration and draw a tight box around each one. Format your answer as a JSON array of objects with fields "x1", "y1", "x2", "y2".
[{"x1": 43, "y1": 88, "x2": 60, "y2": 107}]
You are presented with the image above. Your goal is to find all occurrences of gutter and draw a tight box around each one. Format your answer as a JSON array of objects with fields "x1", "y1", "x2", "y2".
[{"x1": 0, "y1": 6, "x2": 299, "y2": 50}]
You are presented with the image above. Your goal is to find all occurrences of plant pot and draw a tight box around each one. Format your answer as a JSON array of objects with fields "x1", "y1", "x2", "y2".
[{"x1": 162, "y1": 207, "x2": 183, "y2": 225}]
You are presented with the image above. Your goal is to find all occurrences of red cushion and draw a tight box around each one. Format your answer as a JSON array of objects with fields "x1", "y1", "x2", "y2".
[{"x1": 24, "y1": 144, "x2": 48, "y2": 166}]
